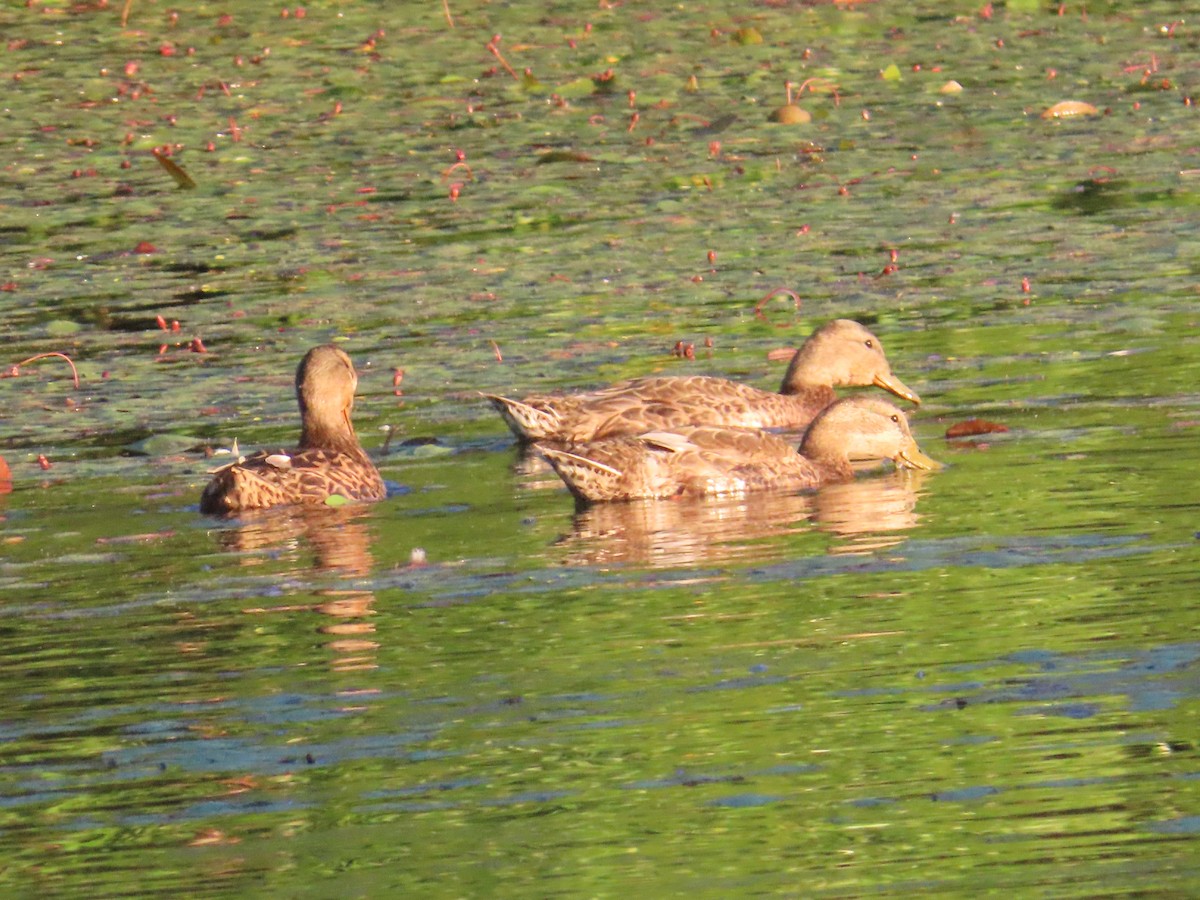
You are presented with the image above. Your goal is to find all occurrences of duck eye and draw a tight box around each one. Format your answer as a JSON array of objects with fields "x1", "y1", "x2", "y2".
[
  {"x1": 864, "y1": 339, "x2": 874, "y2": 349},
  {"x1": 890, "y1": 414, "x2": 899, "y2": 423}
]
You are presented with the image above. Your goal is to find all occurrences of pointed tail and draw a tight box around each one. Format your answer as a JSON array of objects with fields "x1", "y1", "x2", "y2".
[
  {"x1": 482, "y1": 393, "x2": 562, "y2": 442},
  {"x1": 538, "y1": 444, "x2": 626, "y2": 502}
]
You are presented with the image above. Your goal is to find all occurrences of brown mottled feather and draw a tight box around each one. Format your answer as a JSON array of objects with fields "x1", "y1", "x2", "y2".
[
  {"x1": 200, "y1": 345, "x2": 385, "y2": 515},
  {"x1": 538, "y1": 396, "x2": 940, "y2": 503},
  {"x1": 485, "y1": 319, "x2": 920, "y2": 443}
]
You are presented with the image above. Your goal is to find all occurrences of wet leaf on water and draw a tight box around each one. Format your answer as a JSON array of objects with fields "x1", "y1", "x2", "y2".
[
  {"x1": 945, "y1": 419, "x2": 1010, "y2": 438},
  {"x1": 880, "y1": 63, "x2": 902, "y2": 81},
  {"x1": 536, "y1": 150, "x2": 595, "y2": 164},
  {"x1": 151, "y1": 149, "x2": 197, "y2": 189},
  {"x1": 768, "y1": 105, "x2": 811, "y2": 124}
]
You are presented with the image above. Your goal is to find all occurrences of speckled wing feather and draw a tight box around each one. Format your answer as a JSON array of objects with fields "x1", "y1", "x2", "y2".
[
  {"x1": 200, "y1": 447, "x2": 385, "y2": 515},
  {"x1": 539, "y1": 425, "x2": 822, "y2": 502},
  {"x1": 492, "y1": 377, "x2": 830, "y2": 443},
  {"x1": 488, "y1": 320, "x2": 919, "y2": 444}
]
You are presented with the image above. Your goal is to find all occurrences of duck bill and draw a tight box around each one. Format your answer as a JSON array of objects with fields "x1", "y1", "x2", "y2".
[
  {"x1": 896, "y1": 441, "x2": 942, "y2": 471},
  {"x1": 873, "y1": 372, "x2": 921, "y2": 405}
]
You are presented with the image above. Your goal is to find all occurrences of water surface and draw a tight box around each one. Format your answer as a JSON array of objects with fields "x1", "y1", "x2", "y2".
[{"x1": 2, "y1": 0, "x2": 1199, "y2": 895}]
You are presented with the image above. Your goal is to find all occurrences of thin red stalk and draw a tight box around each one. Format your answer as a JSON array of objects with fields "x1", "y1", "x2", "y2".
[
  {"x1": 441, "y1": 161, "x2": 475, "y2": 181},
  {"x1": 754, "y1": 288, "x2": 802, "y2": 322},
  {"x1": 487, "y1": 42, "x2": 519, "y2": 80},
  {"x1": 6, "y1": 352, "x2": 81, "y2": 389}
]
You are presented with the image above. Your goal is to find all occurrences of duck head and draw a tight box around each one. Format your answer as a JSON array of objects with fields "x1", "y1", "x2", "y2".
[
  {"x1": 783, "y1": 319, "x2": 921, "y2": 404},
  {"x1": 296, "y1": 344, "x2": 361, "y2": 452},
  {"x1": 801, "y1": 395, "x2": 941, "y2": 471}
]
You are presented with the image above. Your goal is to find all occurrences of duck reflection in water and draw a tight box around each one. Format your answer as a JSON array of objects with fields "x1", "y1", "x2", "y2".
[
  {"x1": 813, "y1": 468, "x2": 932, "y2": 556},
  {"x1": 211, "y1": 504, "x2": 382, "y2": 672},
  {"x1": 556, "y1": 469, "x2": 931, "y2": 568}
]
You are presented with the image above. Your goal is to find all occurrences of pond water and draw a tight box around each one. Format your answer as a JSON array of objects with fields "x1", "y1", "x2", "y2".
[{"x1": 2, "y1": 0, "x2": 1199, "y2": 895}]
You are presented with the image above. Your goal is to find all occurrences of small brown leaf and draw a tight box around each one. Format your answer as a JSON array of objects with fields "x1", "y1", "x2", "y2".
[
  {"x1": 151, "y1": 148, "x2": 197, "y2": 189},
  {"x1": 946, "y1": 418, "x2": 1009, "y2": 438},
  {"x1": 536, "y1": 150, "x2": 594, "y2": 164}
]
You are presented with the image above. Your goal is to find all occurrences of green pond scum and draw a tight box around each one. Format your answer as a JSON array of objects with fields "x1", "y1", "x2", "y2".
[{"x1": 1, "y1": 0, "x2": 1199, "y2": 895}]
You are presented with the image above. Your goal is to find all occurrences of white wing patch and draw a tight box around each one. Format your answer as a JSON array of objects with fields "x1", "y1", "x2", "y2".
[{"x1": 639, "y1": 431, "x2": 696, "y2": 453}]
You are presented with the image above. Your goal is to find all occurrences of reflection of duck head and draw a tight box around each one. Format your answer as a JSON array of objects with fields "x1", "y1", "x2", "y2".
[{"x1": 812, "y1": 470, "x2": 929, "y2": 555}]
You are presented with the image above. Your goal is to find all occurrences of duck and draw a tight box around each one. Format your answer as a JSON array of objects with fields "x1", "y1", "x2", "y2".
[
  {"x1": 200, "y1": 344, "x2": 386, "y2": 515},
  {"x1": 537, "y1": 396, "x2": 940, "y2": 503},
  {"x1": 484, "y1": 319, "x2": 920, "y2": 443}
]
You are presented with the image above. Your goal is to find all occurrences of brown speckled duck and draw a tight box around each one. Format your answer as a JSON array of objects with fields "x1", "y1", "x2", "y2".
[
  {"x1": 537, "y1": 396, "x2": 940, "y2": 503},
  {"x1": 484, "y1": 319, "x2": 920, "y2": 443},
  {"x1": 200, "y1": 345, "x2": 386, "y2": 515}
]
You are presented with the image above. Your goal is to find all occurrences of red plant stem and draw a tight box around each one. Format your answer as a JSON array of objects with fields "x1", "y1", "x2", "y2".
[
  {"x1": 487, "y1": 42, "x2": 519, "y2": 80},
  {"x1": 754, "y1": 288, "x2": 802, "y2": 322},
  {"x1": 6, "y1": 352, "x2": 80, "y2": 389},
  {"x1": 442, "y1": 0, "x2": 454, "y2": 28},
  {"x1": 441, "y1": 160, "x2": 475, "y2": 181}
]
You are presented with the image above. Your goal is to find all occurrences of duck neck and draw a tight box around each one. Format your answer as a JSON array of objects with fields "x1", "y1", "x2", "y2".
[
  {"x1": 778, "y1": 350, "x2": 834, "y2": 398},
  {"x1": 799, "y1": 432, "x2": 855, "y2": 482},
  {"x1": 779, "y1": 380, "x2": 837, "y2": 407},
  {"x1": 299, "y1": 416, "x2": 366, "y2": 457}
]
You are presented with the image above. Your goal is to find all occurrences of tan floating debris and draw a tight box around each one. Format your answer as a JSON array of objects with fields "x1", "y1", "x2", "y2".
[{"x1": 1042, "y1": 100, "x2": 1099, "y2": 119}]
